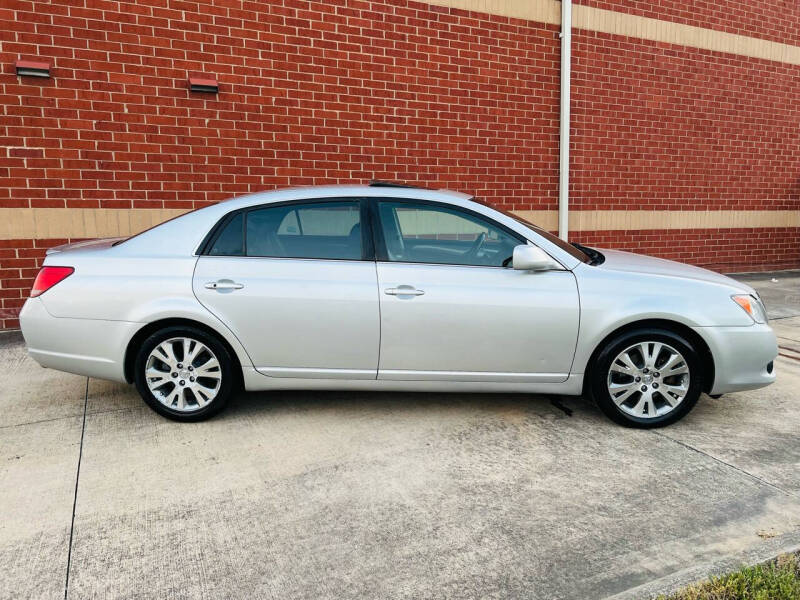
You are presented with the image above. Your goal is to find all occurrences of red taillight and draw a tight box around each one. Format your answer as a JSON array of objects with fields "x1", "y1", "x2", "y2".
[{"x1": 31, "y1": 266, "x2": 74, "y2": 298}]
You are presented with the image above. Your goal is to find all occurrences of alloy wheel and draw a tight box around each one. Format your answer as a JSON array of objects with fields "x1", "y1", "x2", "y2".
[
  {"x1": 144, "y1": 337, "x2": 222, "y2": 412},
  {"x1": 606, "y1": 341, "x2": 690, "y2": 419}
]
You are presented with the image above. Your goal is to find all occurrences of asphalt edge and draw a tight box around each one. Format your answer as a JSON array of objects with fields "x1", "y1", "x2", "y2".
[{"x1": 604, "y1": 530, "x2": 800, "y2": 600}]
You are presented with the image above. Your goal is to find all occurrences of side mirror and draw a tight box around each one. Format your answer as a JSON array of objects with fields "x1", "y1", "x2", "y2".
[{"x1": 512, "y1": 245, "x2": 560, "y2": 271}]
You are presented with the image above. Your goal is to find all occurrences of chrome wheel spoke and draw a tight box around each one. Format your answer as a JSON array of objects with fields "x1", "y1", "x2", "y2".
[
  {"x1": 192, "y1": 387, "x2": 212, "y2": 406},
  {"x1": 183, "y1": 338, "x2": 203, "y2": 366},
  {"x1": 630, "y1": 393, "x2": 649, "y2": 417},
  {"x1": 640, "y1": 342, "x2": 662, "y2": 369},
  {"x1": 661, "y1": 352, "x2": 688, "y2": 375},
  {"x1": 611, "y1": 352, "x2": 638, "y2": 374},
  {"x1": 195, "y1": 357, "x2": 220, "y2": 378},
  {"x1": 657, "y1": 391, "x2": 678, "y2": 407},
  {"x1": 167, "y1": 387, "x2": 183, "y2": 409},
  {"x1": 662, "y1": 382, "x2": 688, "y2": 398},
  {"x1": 145, "y1": 336, "x2": 221, "y2": 413},
  {"x1": 155, "y1": 341, "x2": 179, "y2": 367},
  {"x1": 194, "y1": 380, "x2": 219, "y2": 394},
  {"x1": 609, "y1": 381, "x2": 638, "y2": 405},
  {"x1": 145, "y1": 367, "x2": 170, "y2": 386}
]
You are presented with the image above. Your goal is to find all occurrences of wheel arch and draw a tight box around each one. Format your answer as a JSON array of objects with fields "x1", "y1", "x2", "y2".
[
  {"x1": 124, "y1": 318, "x2": 244, "y2": 387},
  {"x1": 582, "y1": 318, "x2": 715, "y2": 395}
]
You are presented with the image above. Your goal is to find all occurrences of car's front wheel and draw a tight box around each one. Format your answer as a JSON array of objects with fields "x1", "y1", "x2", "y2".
[
  {"x1": 134, "y1": 326, "x2": 235, "y2": 421},
  {"x1": 589, "y1": 328, "x2": 704, "y2": 428}
]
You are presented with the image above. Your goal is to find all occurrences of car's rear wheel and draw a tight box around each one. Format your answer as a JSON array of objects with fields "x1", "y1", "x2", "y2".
[
  {"x1": 589, "y1": 329, "x2": 704, "y2": 428},
  {"x1": 134, "y1": 326, "x2": 234, "y2": 421}
]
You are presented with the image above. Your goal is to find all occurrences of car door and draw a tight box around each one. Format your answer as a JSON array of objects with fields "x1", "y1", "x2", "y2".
[
  {"x1": 372, "y1": 199, "x2": 580, "y2": 382},
  {"x1": 193, "y1": 198, "x2": 380, "y2": 379}
]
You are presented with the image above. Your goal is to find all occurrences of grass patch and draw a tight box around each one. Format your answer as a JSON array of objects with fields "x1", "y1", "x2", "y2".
[{"x1": 658, "y1": 553, "x2": 800, "y2": 600}]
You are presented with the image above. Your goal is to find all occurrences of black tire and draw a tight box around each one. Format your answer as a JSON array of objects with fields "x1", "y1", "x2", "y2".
[
  {"x1": 588, "y1": 328, "x2": 704, "y2": 428},
  {"x1": 134, "y1": 325, "x2": 235, "y2": 422}
]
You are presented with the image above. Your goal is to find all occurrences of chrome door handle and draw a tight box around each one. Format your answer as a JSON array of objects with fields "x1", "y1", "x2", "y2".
[
  {"x1": 205, "y1": 280, "x2": 244, "y2": 290},
  {"x1": 385, "y1": 286, "x2": 425, "y2": 296}
]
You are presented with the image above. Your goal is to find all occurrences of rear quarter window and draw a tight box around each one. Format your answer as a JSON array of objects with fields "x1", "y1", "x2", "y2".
[{"x1": 208, "y1": 213, "x2": 244, "y2": 256}]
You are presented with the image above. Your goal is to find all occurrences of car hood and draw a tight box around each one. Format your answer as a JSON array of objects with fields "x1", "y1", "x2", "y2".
[{"x1": 594, "y1": 249, "x2": 755, "y2": 294}]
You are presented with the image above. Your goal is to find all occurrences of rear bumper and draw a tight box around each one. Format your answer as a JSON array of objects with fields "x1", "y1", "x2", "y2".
[
  {"x1": 693, "y1": 323, "x2": 778, "y2": 395},
  {"x1": 20, "y1": 297, "x2": 138, "y2": 383}
]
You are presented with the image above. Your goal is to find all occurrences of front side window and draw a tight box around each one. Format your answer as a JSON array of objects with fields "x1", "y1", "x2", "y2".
[
  {"x1": 376, "y1": 201, "x2": 521, "y2": 267},
  {"x1": 473, "y1": 198, "x2": 591, "y2": 264},
  {"x1": 208, "y1": 200, "x2": 362, "y2": 260}
]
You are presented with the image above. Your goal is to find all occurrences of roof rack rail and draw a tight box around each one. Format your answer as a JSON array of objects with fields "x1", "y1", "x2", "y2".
[{"x1": 368, "y1": 180, "x2": 423, "y2": 189}]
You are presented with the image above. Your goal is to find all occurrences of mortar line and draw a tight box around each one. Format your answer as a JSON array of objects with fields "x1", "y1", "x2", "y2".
[
  {"x1": 652, "y1": 430, "x2": 800, "y2": 500},
  {"x1": 64, "y1": 377, "x2": 89, "y2": 600}
]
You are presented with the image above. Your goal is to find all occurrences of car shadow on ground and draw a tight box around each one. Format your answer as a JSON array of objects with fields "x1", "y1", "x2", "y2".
[{"x1": 217, "y1": 386, "x2": 609, "y2": 426}]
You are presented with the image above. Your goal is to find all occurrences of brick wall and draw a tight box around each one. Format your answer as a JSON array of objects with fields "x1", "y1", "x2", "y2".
[
  {"x1": 1, "y1": 0, "x2": 799, "y2": 329},
  {"x1": 1, "y1": 1, "x2": 561, "y2": 210},
  {"x1": 571, "y1": 31, "x2": 800, "y2": 212}
]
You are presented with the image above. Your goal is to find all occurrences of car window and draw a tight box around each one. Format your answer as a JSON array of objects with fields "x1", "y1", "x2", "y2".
[
  {"x1": 376, "y1": 201, "x2": 521, "y2": 267},
  {"x1": 471, "y1": 197, "x2": 591, "y2": 264},
  {"x1": 208, "y1": 212, "x2": 244, "y2": 256},
  {"x1": 277, "y1": 210, "x2": 300, "y2": 235},
  {"x1": 246, "y1": 200, "x2": 362, "y2": 260}
]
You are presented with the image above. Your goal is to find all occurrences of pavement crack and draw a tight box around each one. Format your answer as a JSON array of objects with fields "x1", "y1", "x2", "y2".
[
  {"x1": 651, "y1": 430, "x2": 800, "y2": 500},
  {"x1": 64, "y1": 377, "x2": 89, "y2": 600},
  {"x1": 0, "y1": 414, "x2": 83, "y2": 430}
]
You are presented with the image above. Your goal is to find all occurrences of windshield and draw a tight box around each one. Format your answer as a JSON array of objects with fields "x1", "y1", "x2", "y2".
[{"x1": 474, "y1": 200, "x2": 591, "y2": 263}]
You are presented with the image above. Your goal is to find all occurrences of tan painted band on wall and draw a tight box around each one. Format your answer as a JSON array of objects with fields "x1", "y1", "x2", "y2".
[
  {"x1": 0, "y1": 208, "x2": 186, "y2": 241},
  {"x1": 516, "y1": 210, "x2": 800, "y2": 232},
  {"x1": 423, "y1": 0, "x2": 800, "y2": 66},
  {"x1": 0, "y1": 208, "x2": 797, "y2": 240}
]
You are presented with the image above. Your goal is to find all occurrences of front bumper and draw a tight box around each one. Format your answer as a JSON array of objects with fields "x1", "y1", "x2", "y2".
[
  {"x1": 693, "y1": 322, "x2": 778, "y2": 395},
  {"x1": 20, "y1": 297, "x2": 139, "y2": 383}
]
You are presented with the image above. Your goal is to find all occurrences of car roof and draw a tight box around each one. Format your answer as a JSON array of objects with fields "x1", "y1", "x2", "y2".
[
  {"x1": 115, "y1": 184, "x2": 581, "y2": 270},
  {"x1": 218, "y1": 184, "x2": 473, "y2": 211}
]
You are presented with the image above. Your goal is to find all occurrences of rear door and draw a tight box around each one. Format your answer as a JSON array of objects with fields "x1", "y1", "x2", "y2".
[{"x1": 193, "y1": 198, "x2": 380, "y2": 379}]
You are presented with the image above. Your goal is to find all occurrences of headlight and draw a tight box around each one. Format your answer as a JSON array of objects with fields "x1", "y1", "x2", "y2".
[{"x1": 732, "y1": 294, "x2": 768, "y2": 323}]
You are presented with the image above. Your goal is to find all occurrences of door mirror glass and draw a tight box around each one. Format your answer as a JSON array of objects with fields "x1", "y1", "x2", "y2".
[{"x1": 512, "y1": 245, "x2": 559, "y2": 271}]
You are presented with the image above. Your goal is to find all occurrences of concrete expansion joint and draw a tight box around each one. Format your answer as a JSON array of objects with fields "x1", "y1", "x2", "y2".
[
  {"x1": 63, "y1": 378, "x2": 89, "y2": 600},
  {"x1": 651, "y1": 429, "x2": 800, "y2": 501}
]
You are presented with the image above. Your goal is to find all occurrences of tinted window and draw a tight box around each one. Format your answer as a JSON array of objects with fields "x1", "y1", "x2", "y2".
[
  {"x1": 377, "y1": 201, "x2": 521, "y2": 267},
  {"x1": 473, "y1": 198, "x2": 590, "y2": 264},
  {"x1": 208, "y1": 213, "x2": 244, "y2": 256},
  {"x1": 246, "y1": 201, "x2": 362, "y2": 260}
]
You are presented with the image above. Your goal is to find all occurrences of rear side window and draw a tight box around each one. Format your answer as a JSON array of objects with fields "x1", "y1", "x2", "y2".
[
  {"x1": 207, "y1": 200, "x2": 363, "y2": 260},
  {"x1": 208, "y1": 213, "x2": 244, "y2": 256}
]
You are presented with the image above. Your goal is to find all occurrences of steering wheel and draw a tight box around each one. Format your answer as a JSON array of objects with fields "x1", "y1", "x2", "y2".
[{"x1": 466, "y1": 232, "x2": 487, "y2": 259}]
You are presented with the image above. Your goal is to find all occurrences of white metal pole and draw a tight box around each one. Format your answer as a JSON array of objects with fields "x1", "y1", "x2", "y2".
[{"x1": 558, "y1": 0, "x2": 572, "y2": 241}]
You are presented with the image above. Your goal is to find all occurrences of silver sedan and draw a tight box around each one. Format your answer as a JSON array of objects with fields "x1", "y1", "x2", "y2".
[{"x1": 19, "y1": 183, "x2": 777, "y2": 427}]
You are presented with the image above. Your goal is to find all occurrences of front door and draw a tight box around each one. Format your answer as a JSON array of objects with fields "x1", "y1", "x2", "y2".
[
  {"x1": 193, "y1": 199, "x2": 380, "y2": 379},
  {"x1": 373, "y1": 200, "x2": 580, "y2": 382}
]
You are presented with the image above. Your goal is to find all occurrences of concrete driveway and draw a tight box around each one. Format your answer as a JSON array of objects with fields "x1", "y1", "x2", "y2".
[{"x1": 2, "y1": 273, "x2": 799, "y2": 600}]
